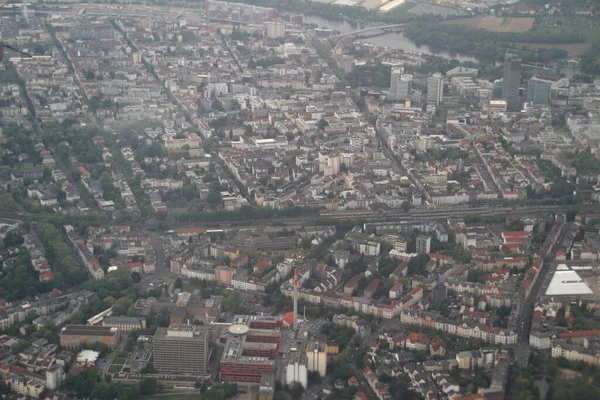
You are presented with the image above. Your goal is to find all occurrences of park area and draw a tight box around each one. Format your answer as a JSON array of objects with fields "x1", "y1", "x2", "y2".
[{"x1": 443, "y1": 17, "x2": 535, "y2": 32}]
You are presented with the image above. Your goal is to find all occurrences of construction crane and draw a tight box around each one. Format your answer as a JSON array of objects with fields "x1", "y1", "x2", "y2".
[{"x1": 0, "y1": 43, "x2": 33, "y2": 62}]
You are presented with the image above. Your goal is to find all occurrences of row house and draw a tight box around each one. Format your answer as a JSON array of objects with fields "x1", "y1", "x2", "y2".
[{"x1": 400, "y1": 310, "x2": 517, "y2": 345}]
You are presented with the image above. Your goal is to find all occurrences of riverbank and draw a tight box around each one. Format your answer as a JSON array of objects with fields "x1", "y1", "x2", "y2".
[{"x1": 303, "y1": 14, "x2": 479, "y2": 63}]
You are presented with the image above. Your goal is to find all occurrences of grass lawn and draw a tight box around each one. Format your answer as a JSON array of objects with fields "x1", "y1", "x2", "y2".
[{"x1": 182, "y1": 282, "x2": 203, "y2": 293}]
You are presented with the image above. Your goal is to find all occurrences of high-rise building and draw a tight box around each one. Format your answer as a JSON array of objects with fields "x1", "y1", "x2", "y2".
[
  {"x1": 153, "y1": 324, "x2": 209, "y2": 375},
  {"x1": 526, "y1": 78, "x2": 551, "y2": 105},
  {"x1": 427, "y1": 73, "x2": 443, "y2": 106},
  {"x1": 416, "y1": 235, "x2": 431, "y2": 255},
  {"x1": 266, "y1": 22, "x2": 285, "y2": 38},
  {"x1": 502, "y1": 53, "x2": 522, "y2": 111},
  {"x1": 305, "y1": 340, "x2": 327, "y2": 376},
  {"x1": 390, "y1": 67, "x2": 404, "y2": 97},
  {"x1": 394, "y1": 74, "x2": 413, "y2": 101},
  {"x1": 45, "y1": 365, "x2": 64, "y2": 390}
]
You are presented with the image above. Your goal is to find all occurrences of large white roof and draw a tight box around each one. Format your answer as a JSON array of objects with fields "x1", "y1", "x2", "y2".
[{"x1": 545, "y1": 269, "x2": 594, "y2": 296}]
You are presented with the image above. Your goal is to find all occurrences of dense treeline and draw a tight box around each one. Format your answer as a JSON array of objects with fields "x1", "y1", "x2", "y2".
[
  {"x1": 63, "y1": 370, "x2": 159, "y2": 400},
  {"x1": 36, "y1": 223, "x2": 88, "y2": 286},
  {"x1": 0, "y1": 235, "x2": 55, "y2": 301},
  {"x1": 406, "y1": 23, "x2": 585, "y2": 45},
  {"x1": 580, "y1": 42, "x2": 600, "y2": 75},
  {"x1": 403, "y1": 22, "x2": 577, "y2": 63},
  {"x1": 347, "y1": 63, "x2": 391, "y2": 88}
]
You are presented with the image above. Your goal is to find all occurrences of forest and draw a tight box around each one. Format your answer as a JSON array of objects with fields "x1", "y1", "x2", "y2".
[{"x1": 403, "y1": 23, "x2": 575, "y2": 63}]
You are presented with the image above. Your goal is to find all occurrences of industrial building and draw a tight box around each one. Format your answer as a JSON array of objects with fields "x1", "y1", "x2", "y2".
[
  {"x1": 59, "y1": 325, "x2": 120, "y2": 349},
  {"x1": 219, "y1": 315, "x2": 281, "y2": 384},
  {"x1": 153, "y1": 324, "x2": 210, "y2": 375},
  {"x1": 305, "y1": 339, "x2": 327, "y2": 377}
]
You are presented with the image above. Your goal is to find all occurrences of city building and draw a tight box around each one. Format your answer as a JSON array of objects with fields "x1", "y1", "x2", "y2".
[
  {"x1": 416, "y1": 235, "x2": 431, "y2": 255},
  {"x1": 502, "y1": 53, "x2": 522, "y2": 111},
  {"x1": 526, "y1": 78, "x2": 551, "y2": 105},
  {"x1": 266, "y1": 22, "x2": 285, "y2": 38},
  {"x1": 427, "y1": 73, "x2": 443, "y2": 106},
  {"x1": 389, "y1": 67, "x2": 404, "y2": 99},
  {"x1": 286, "y1": 345, "x2": 308, "y2": 388},
  {"x1": 101, "y1": 316, "x2": 146, "y2": 332},
  {"x1": 45, "y1": 365, "x2": 64, "y2": 390},
  {"x1": 153, "y1": 324, "x2": 210, "y2": 375},
  {"x1": 77, "y1": 350, "x2": 100, "y2": 368},
  {"x1": 220, "y1": 315, "x2": 281, "y2": 384},
  {"x1": 258, "y1": 373, "x2": 275, "y2": 400},
  {"x1": 305, "y1": 339, "x2": 327, "y2": 377},
  {"x1": 59, "y1": 325, "x2": 120, "y2": 349}
]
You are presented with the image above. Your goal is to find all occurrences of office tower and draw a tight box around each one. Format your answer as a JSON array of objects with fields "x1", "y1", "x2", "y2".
[
  {"x1": 389, "y1": 67, "x2": 404, "y2": 100},
  {"x1": 266, "y1": 22, "x2": 285, "y2": 38},
  {"x1": 526, "y1": 78, "x2": 551, "y2": 105},
  {"x1": 502, "y1": 53, "x2": 522, "y2": 111},
  {"x1": 153, "y1": 324, "x2": 209, "y2": 374},
  {"x1": 396, "y1": 74, "x2": 413, "y2": 100},
  {"x1": 416, "y1": 235, "x2": 431, "y2": 255},
  {"x1": 427, "y1": 72, "x2": 443, "y2": 106}
]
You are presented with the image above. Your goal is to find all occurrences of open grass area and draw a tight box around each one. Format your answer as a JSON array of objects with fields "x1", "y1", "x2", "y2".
[{"x1": 182, "y1": 282, "x2": 203, "y2": 293}]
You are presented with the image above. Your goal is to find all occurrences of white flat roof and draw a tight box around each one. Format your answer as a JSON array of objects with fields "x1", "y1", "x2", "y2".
[
  {"x1": 77, "y1": 350, "x2": 100, "y2": 363},
  {"x1": 545, "y1": 269, "x2": 594, "y2": 296}
]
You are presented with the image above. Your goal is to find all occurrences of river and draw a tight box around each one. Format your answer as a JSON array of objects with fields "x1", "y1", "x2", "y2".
[{"x1": 303, "y1": 14, "x2": 479, "y2": 63}]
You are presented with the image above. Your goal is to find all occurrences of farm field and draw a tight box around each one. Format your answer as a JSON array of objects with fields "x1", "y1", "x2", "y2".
[{"x1": 443, "y1": 17, "x2": 535, "y2": 32}]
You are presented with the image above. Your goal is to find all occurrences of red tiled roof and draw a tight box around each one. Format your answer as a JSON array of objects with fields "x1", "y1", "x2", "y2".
[
  {"x1": 559, "y1": 329, "x2": 600, "y2": 339},
  {"x1": 406, "y1": 332, "x2": 430, "y2": 344}
]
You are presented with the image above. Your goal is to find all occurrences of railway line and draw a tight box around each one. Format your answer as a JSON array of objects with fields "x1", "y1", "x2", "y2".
[{"x1": 166, "y1": 204, "x2": 595, "y2": 230}]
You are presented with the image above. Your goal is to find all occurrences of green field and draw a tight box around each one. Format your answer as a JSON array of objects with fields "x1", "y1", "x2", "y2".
[{"x1": 182, "y1": 282, "x2": 203, "y2": 293}]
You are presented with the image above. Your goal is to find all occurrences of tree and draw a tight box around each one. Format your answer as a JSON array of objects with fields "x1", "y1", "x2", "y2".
[
  {"x1": 70, "y1": 310, "x2": 85, "y2": 324},
  {"x1": 139, "y1": 378, "x2": 158, "y2": 395},
  {"x1": 131, "y1": 271, "x2": 142, "y2": 283},
  {"x1": 3, "y1": 232, "x2": 23, "y2": 248},
  {"x1": 401, "y1": 200, "x2": 411, "y2": 213},
  {"x1": 224, "y1": 290, "x2": 242, "y2": 313},
  {"x1": 174, "y1": 278, "x2": 183, "y2": 290},
  {"x1": 317, "y1": 118, "x2": 329, "y2": 131}
]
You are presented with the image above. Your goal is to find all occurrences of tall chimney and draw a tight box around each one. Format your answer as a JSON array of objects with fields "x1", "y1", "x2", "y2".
[{"x1": 293, "y1": 268, "x2": 298, "y2": 332}]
